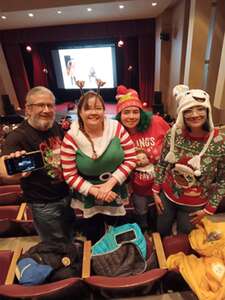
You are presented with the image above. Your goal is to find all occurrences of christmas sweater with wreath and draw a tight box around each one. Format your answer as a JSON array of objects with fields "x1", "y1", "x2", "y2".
[
  {"x1": 129, "y1": 115, "x2": 169, "y2": 196},
  {"x1": 61, "y1": 118, "x2": 137, "y2": 218},
  {"x1": 1, "y1": 120, "x2": 69, "y2": 203},
  {"x1": 152, "y1": 127, "x2": 225, "y2": 214}
]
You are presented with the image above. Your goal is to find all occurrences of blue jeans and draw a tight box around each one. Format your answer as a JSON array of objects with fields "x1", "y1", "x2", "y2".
[
  {"x1": 157, "y1": 192, "x2": 203, "y2": 237},
  {"x1": 28, "y1": 196, "x2": 76, "y2": 243}
]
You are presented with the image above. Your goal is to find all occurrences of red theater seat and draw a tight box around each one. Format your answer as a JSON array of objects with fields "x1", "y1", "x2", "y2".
[
  {"x1": 0, "y1": 241, "x2": 90, "y2": 299},
  {"x1": 0, "y1": 250, "x2": 13, "y2": 285},
  {"x1": 83, "y1": 234, "x2": 167, "y2": 298},
  {"x1": 162, "y1": 234, "x2": 193, "y2": 258},
  {"x1": 0, "y1": 203, "x2": 36, "y2": 237},
  {"x1": 0, "y1": 184, "x2": 22, "y2": 205}
]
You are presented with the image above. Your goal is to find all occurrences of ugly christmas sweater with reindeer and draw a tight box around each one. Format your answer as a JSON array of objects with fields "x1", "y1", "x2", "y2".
[{"x1": 152, "y1": 127, "x2": 225, "y2": 214}]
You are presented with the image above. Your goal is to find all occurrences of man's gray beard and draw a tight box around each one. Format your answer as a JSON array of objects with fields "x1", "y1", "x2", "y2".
[
  {"x1": 29, "y1": 118, "x2": 54, "y2": 131},
  {"x1": 38, "y1": 119, "x2": 54, "y2": 131}
]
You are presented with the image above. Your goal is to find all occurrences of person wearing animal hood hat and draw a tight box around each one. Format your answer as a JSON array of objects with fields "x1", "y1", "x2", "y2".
[{"x1": 152, "y1": 84, "x2": 225, "y2": 236}]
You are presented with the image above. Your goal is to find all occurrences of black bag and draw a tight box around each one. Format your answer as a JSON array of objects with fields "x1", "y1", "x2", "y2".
[
  {"x1": 19, "y1": 240, "x2": 83, "y2": 282},
  {"x1": 92, "y1": 242, "x2": 147, "y2": 277}
]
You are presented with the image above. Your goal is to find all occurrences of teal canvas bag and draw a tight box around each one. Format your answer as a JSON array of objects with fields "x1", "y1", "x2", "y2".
[{"x1": 92, "y1": 223, "x2": 147, "y2": 259}]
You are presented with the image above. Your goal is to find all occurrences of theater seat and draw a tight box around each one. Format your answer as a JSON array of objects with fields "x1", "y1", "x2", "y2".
[
  {"x1": 83, "y1": 233, "x2": 167, "y2": 298},
  {"x1": 0, "y1": 203, "x2": 36, "y2": 237},
  {"x1": 0, "y1": 250, "x2": 13, "y2": 285},
  {"x1": 0, "y1": 184, "x2": 21, "y2": 194},
  {"x1": 0, "y1": 184, "x2": 22, "y2": 205},
  {"x1": 160, "y1": 234, "x2": 195, "y2": 294},
  {"x1": 162, "y1": 234, "x2": 193, "y2": 258},
  {"x1": 0, "y1": 277, "x2": 86, "y2": 299},
  {"x1": 0, "y1": 241, "x2": 90, "y2": 299}
]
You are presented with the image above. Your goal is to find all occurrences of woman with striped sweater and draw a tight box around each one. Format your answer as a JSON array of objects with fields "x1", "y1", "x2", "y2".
[{"x1": 61, "y1": 91, "x2": 136, "y2": 242}]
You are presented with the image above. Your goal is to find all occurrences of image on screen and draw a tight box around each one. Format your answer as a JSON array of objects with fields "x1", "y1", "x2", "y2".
[
  {"x1": 52, "y1": 45, "x2": 117, "y2": 89},
  {"x1": 17, "y1": 157, "x2": 35, "y2": 172}
]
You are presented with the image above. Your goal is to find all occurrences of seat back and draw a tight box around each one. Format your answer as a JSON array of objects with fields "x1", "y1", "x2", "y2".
[
  {"x1": 161, "y1": 234, "x2": 194, "y2": 294},
  {"x1": 162, "y1": 234, "x2": 193, "y2": 258},
  {"x1": 0, "y1": 184, "x2": 22, "y2": 205},
  {"x1": 0, "y1": 184, "x2": 22, "y2": 195},
  {"x1": 0, "y1": 205, "x2": 20, "y2": 219},
  {"x1": 0, "y1": 241, "x2": 91, "y2": 299},
  {"x1": 83, "y1": 233, "x2": 167, "y2": 298},
  {"x1": 0, "y1": 250, "x2": 13, "y2": 284},
  {"x1": 0, "y1": 204, "x2": 36, "y2": 237}
]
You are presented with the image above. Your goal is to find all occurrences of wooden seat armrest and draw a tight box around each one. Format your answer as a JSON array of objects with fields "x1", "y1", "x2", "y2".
[
  {"x1": 82, "y1": 240, "x2": 92, "y2": 278},
  {"x1": 5, "y1": 244, "x2": 23, "y2": 285},
  {"x1": 16, "y1": 203, "x2": 27, "y2": 221},
  {"x1": 152, "y1": 232, "x2": 167, "y2": 269}
]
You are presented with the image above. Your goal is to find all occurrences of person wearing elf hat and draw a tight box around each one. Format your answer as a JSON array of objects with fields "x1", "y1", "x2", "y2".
[
  {"x1": 61, "y1": 87, "x2": 137, "y2": 243},
  {"x1": 115, "y1": 85, "x2": 170, "y2": 233},
  {"x1": 152, "y1": 84, "x2": 225, "y2": 236}
]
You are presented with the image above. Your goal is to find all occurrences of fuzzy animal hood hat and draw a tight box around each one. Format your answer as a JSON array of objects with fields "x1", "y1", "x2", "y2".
[
  {"x1": 165, "y1": 84, "x2": 215, "y2": 176},
  {"x1": 116, "y1": 85, "x2": 143, "y2": 113}
]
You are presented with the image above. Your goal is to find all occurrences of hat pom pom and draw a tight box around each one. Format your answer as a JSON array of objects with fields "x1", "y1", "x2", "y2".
[
  {"x1": 194, "y1": 170, "x2": 201, "y2": 177},
  {"x1": 188, "y1": 156, "x2": 201, "y2": 177},
  {"x1": 117, "y1": 85, "x2": 127, "y2": 95},
  {"x1": 165, "y1": 151, "x2": 176, "y2": 164}
]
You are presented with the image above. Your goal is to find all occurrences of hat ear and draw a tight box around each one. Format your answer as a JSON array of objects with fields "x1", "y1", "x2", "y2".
[
  {"x1": 173, "y1": 84, "x2": 189, "y2": 98},
  {"x1": 173, "y1": 84, "x2": 189, "y2": 108}
]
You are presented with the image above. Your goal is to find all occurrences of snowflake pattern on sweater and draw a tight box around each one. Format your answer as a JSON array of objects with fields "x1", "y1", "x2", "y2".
[{"x1": 152, "y1": 127, "x2": 225, "y2": 214}]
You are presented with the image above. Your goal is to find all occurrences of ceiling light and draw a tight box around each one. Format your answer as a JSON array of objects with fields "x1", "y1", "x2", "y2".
[
  {"x1": 26, "y1": 45, "x2": 32, "y2": 52},
  {"x1": 87, "y1": 8, "x2": 92, "y2": 12},
  {"x1": 42, "y1": 68, "x2": 48, "y2": 74},
  {"x1": 119, "y1": 5, "x2": 124, "y2": 9},
  {"x1": 1, "y1": 16, "x2": 7, "y2": 20},
  {"x1": 28, "y1": 13, "x2": 34, "y2": 17},
  {"x1": 57, "y1": 10, "x2": 62, "y2": 14},
  {"x1": 152, "y1": 2, "x2": 157, "y2": 6},
  {"x1": 118, "y1": 40, "x2": 124, "y2": 47}
]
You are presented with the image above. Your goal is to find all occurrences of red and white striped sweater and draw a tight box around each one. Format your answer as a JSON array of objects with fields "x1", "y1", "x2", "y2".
[{"x1": 61, "y1": 119, "x2": 137, "y2": 195}]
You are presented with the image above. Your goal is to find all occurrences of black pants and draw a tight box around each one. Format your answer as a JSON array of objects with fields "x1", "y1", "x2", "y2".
[{"x1": 80, "y1": 214, "x2": 128, "y2": 244}]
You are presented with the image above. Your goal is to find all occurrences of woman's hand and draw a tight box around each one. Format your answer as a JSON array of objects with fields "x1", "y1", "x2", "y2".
[
  {"x1": 95, "y1": 177, "x2": 118, "y2": 193},
  {"x1": 189, "y1": 209, "x2": 207, "y2": 225},
  {"x1": 88, "y1": 185, "x2": 118, "y2": 202},
  {"x1": 103, "y1": 191, "x2": 118, "y2": 202},
  {"x1": 94, "y1": 177, "x2": 118, "y2": 200},
  {"x1": 88, "y1": 186, "x2": 100, "y2": 198},
  {"x1": 153, "y1": 193, "x2": 164, "y2": 215}
]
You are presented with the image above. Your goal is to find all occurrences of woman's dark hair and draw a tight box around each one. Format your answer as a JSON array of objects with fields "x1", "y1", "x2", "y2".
[
  {"x1": 184, "y1": 108, "x2": 210, "y2": 132},
  {"x1": 115, "y1": 109, "x2": 153, "y2": 132},
  {"x1": 77, "y1": 90, "x2": 105, "y2": 129}
]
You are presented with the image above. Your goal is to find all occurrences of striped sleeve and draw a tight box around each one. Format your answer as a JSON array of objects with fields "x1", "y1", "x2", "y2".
[
  {"x1": 112, "y1": 122, "x2": 137, "y2": 184},
  {"x1": 60, "y1": 132, "x2": 92, "y2": 196}
]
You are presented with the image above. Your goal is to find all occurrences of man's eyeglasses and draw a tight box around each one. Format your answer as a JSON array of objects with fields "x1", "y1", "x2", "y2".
[{"x1": 29, "y1": 103, "x2": 55, "y2": 110}]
